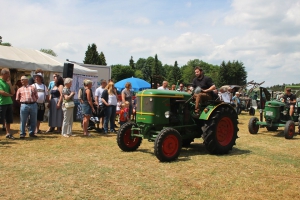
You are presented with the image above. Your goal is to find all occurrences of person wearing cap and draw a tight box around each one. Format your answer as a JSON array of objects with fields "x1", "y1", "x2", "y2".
[
  {"x1": 232, "y1": 92, "x2": 241, "y2": 114},
  {"x1": 32, "y1": 72, "x2": 49, "y2": 134},
  {"x1": 16, "y1": 75, "x2": 38, "y2": 138},
  {"x1": 192, "y1": 66, "x2": 216, "y2": 116},
  {"x1": 282, "y1": 88, "x2": 296, "y2": 118},
  {"x1": 0, "y1": 68, "x2": 15, "y2": 139}
]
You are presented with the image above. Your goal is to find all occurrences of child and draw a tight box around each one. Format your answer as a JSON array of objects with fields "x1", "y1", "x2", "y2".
[
  {"x1": 119, "y1": 103, "x2": 128, "y2": 126},
  {"x1": 124, "y1": 101, "x2": 130, "y2": 121}
]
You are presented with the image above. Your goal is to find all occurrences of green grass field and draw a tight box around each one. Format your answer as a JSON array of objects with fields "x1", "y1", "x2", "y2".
[{"x1": 0, "y1": 112, "x2": 300, "y2": 199}]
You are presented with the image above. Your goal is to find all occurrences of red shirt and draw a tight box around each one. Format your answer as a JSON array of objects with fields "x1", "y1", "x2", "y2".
[
  {"x1": 119, "y1": 109, "x2": 128, "y2": 122},
  {"x1": 16, "y1": 85, "x2": 38, "y2": 103}
]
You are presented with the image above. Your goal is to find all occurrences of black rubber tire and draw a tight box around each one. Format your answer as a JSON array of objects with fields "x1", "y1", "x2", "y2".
[
  {"x1": 182, "y1": 139, "x2": 193, "y2": 147},
  {"x1": 248, "y1": 117, "x2": 259, "y2": 134},
  {"x1": 202, "y1": 106, "x2": 238, "y2": 154},
  {"x1": 249, "y1": 107, "x2": 255, "y2": 116},
  {"x1": 284, "y1": 120, "x2": 295, "y2": 139},
  {"x1": 266, "y1": 126, "x2": 278, "y2": 131},
  {"x1": 117, "y1": 121, "x2": 142, "y2": 151},
  {"x1": 154, "y1": 128, "x2": 182, "y2": 162}
]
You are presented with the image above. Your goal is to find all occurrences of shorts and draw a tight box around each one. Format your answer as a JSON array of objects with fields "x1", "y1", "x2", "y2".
[
  {"x1": 0, "y1": 104, "x2": 13, "y2": 124},
  {"x1": 37, "y1": 103, "x2": 45, "y2": 121},
  {"x1": 81, "y1": 103, "x2": 92, "y2": 116}
]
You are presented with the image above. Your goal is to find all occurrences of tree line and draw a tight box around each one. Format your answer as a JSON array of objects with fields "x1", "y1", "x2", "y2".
[{"x1": 84, "y1": 43, "x2": 248, "y2": 88}]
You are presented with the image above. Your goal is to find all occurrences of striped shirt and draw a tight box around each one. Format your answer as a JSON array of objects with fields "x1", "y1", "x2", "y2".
[{"x1": 16, "y1": 85, "x2": 38, "y2": 103}]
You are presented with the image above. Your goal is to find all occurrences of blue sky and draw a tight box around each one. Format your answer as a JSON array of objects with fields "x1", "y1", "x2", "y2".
[{"x1": 1, "y1": 0, "x2": 300, "y2": 87}]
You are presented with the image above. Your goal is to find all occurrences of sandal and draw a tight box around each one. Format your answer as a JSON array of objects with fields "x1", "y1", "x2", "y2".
[{"x1": 45, "y1": 127, "x2": 54, "y2": 133}]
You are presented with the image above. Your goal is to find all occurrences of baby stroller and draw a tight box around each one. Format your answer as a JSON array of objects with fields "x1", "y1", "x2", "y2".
[{"x1": 80, "y1": 105, "x2": 102, "y2": 133}]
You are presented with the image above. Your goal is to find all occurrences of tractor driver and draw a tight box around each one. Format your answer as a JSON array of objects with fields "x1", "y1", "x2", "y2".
[
  {"x1": 281, "y1": 88, "x2": 296, "y2": 118},
  {"x1": 192, "y1": 66, "x2": 216, "y2": 116}
]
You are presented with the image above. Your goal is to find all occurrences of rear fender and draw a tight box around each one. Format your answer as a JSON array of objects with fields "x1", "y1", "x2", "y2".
[{"x1": 199, "y1": 103, "x2": 236, "y2": 120}]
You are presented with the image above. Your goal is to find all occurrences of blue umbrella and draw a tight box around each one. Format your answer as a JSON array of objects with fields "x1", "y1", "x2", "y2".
[{"x1": 115, "y1": 77, "x2": 151, "y2": 92}]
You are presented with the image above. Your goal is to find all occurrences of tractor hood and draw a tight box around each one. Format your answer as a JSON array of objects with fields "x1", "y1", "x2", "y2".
[
  {"x1": 136, "y1": 89, "x2": 191, "y2": 100},
  {"x1": 265, "y1": 100, "x2": 285, "y2": 107}
]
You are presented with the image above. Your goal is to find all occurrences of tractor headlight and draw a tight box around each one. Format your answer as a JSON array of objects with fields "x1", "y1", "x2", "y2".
[
  {"x1": 283, "y1": 110, "x2": 288, "y2": 115},
  {"x1": 165, "y1": 111, "x2": 170, "y2": 118},
  {"x1": 149, "y1": 98, "x2": 153, "y2": 102}
]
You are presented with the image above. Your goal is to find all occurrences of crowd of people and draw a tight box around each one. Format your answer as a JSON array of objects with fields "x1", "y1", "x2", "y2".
[
  {"x1": 1, "y1": 66, "x2": 298, "y2": 139},
  {"x1": 0, "y1": 68, "x2": 131, "y2": 139}
]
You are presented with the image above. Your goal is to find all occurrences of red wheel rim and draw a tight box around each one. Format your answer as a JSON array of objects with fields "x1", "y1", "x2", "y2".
[
  {"x1": 288, "y1": 124, "x2": 295, "y2": 137},
  {"x1": 216, "y1": 117, "x2": 234, "y2": 146},
  {"x1": 162, "y1": 135, "x2": 179, "y2": 157},
  {"x1": 123, "y1": 129, "x2": 140, "y2": 148}
]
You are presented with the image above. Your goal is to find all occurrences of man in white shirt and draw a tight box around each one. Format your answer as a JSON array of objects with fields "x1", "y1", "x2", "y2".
[
  {"x1": 157, "y1": 81, "x2": 169, "y2": 90},
  {"x1": 32, "y1": 72, "x2": 48, "y2": 134},
  {"x1": 220, "y1": 87, "x2": 231, "y2": 103},
  {"x1": 95, "y1": 79, "x2": 107, "y2": 129}
]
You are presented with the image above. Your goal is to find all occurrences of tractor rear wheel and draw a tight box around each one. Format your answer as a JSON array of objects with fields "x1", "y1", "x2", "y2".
[
  {"x1": 248, "y1": 117, "x2": 259, "y2": 134},
  {"x1": 266, "y1": 126, "x2": 278, "y2": 131},
  {"x1": 202, "y1": 107, "x2": 238, "y2": 154},
  {"x1": 284, "y1": 120, "x2": 295, "y2": 139},
  {"x1": 249, "y1": 107, "x2": 255, "y2": 116},
  {"x1": 154, "y1": 128, "x2": 182, "y2": 162},
  {"x1": 117, "y1": 121, "x2": 142, "y2": 151}
]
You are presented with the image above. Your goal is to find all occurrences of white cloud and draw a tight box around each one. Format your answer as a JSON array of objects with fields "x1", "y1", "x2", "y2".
[
  {"x1": 174, "y1": 21, "x2": 190, "y2": 28},
  {"x1": 134, "y1": 17, "x2": 151, "y2": 25},
  {"x1": 157, "y1": 20, "x2": 165, "y2": 26},
  {"x1": 1, "y1": 0, "x2": 300, "y2": 86},
  {"x1": 54, "y1": 43, "x2": 80, "y2": 54}
]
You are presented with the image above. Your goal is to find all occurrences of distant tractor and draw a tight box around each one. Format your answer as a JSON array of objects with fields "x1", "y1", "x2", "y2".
[
  {"x1": 248, "y1": 87, "x2": 300, "y2": 139},
  {"x1": 117, "y1": 89, "x2": 239, "y2": 162}
]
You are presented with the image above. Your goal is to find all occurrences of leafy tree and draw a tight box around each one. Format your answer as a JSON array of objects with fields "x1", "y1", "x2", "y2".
[
  {"x1": 40, "y1": 48, "x2": 57, "y2": 57},
  {"x1": 0, "y1": 43, "x2": 11, "y2": 46},
  {"x1": 111, "y1": 64, "x2": 134, "y2": 83},
  {"x1": 217, "y1": 60, "x2": 247, "y2": 87},
  {"x1": 0, "y1": 36, "x2": 11, "y2": 46},
  {"x1": 152, "y1": 54, "x2": 163, "y2": 88},
  {"x1": 129, "y1": 56, "x2": 135, "y2": 69},
  {"x1": 169, "y1": 61, "x2": 182, "y2": 85},
  {"x1": 181, "y1": 59, "x2": 220, "y2": 86},
  {"x1": 99, "y1": 51, "x2": 107, "y2": 66},
  {"x1": 163, "y1": 64, "x2": 173, "y2": 81},
  {"x1": 141, "y1": 56, "x2": 154, "y2": 83},
  {"x1": 83, "y1": 43, "x2": 101, "y2": 65},
  {"x1": 135, "y1": 58, "x2": 146, "y2": 70},
  {"x1": 134, "y1": 69, "x2": 144, "y2": 79}
]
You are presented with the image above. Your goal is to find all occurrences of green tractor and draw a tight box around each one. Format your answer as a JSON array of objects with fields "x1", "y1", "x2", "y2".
[
  {"x1": 117, "y1": 89, "x2": 239, "y2": 162},
  {"x1": 248, "y1": 87, "x2": 300, "y2": 139}
]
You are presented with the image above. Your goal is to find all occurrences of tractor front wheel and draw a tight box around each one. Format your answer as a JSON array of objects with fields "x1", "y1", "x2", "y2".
[
  {"x1": 154, "y1": 128, "x2": 182, "y2": 162},
  {"x1": 202, "y1": 107, "x2": 238, "y2": 154},
  {"x1": 284, "y1": 120, "x2": 295, "y2": 139},
  {"x1": 117, "y1": 122, "x2": 142, "y2": 151},
  {"x1": 248, "y1": 117, "x2": 259, "y2": 134},
  {"x1": 249, "y1": 107, "x2": 255, "y2": 116}
]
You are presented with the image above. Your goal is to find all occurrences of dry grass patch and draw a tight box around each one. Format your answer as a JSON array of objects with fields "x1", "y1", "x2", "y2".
[{"x1": 0, "y1": 112, "x2": 300, "y2": 199}]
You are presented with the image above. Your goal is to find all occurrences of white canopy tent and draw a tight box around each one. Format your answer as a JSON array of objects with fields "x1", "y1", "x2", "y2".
[{"x1": 0, "y1": 46, "x2": 97, "y2": 75}]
